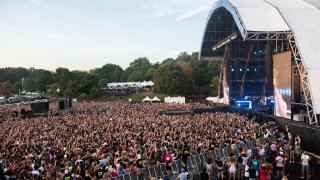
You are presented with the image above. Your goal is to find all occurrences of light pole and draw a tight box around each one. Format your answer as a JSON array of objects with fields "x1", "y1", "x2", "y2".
[{"x1": 21, "y1": 77, "x2": 24, "y2": 93}]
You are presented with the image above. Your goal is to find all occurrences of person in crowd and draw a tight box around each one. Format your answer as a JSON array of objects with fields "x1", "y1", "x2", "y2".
[
  {"x1": 300, "y1": 151, "x2": 310, "y2": 179},
  {"x1": 275, "y1": 152, "x2": 285, "y2": 179},
  {"x1": 228, "y1": 156, "x2": 237, "y2": 180},
  {"x1": 237, "y1": 156, "x2": 244, "y2": 180},
  {"x1": 216, "y1": 158, "x2": 224, "y2": 180},
  {"x1": 259, "y1": 162, "x2": 268, "y2": 180},
  {"x1": 248, "y1": 162, "x2": 257, "y2": 180},
  {"x1": 177, "y1": 168, "x2": 189, "y2": 180},
  {"x1": 200, "y1": 167, "x2": 209, "y2": 180},
  {"x1": 0, "y1": 101, "x2": 309, "y2": 179}
]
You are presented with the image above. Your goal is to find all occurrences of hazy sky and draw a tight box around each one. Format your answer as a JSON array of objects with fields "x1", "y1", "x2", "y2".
[{"x1": 0, "y1": 0, "x2": 214, "y2": 71}]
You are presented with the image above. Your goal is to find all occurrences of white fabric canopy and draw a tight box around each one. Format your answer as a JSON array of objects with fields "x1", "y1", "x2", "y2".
[
  {"x1": 151, "y1": 96, "x2": 160, "y2": 102},
  {"x1": 142, "y1": 96, "x2": 152, "y2": 102},
  {"x1": 264, "y1": 0, "x2": 320, "y2": 114},
  {"x1": 164, "y1": 96, "x2": 185, "y2": 104}
]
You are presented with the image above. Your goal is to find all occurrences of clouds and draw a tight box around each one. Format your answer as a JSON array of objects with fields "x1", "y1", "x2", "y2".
[
  {"x1": 0, "y1": 0, "x2": 214, "y2": 70},
  {"x1": 99, "y1": 0, "x2": 213, "y2": 21},
  {"x1": 176, "y1": 7, "x2": 209, "y2": 21}
]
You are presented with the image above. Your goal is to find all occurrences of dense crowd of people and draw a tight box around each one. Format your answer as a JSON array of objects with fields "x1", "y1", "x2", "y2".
[{"x1": 0, "y1": 102, "x2": 317, "y2": 180}]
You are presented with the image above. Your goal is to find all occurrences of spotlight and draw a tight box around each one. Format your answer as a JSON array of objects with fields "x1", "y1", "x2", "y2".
[
  {"x1": 240, "y1": 68, "x2": 242, "y2": 72},
  {"x1": 254, "y1": 68, "x2": 257, "y2": 71},
  {"x1": 247, "y1": 69, "x2": 249, "y2": 71}
]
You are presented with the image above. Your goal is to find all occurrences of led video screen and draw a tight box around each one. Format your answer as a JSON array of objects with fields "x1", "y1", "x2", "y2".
[{"x1": 273, "y1": 51, "x2": 292, "y2": 119}]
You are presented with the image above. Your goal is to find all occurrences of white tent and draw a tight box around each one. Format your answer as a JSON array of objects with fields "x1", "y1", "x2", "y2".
[
  {"x1": 141, "y1": 81, "x2": 154, "y2": 87},
  {"x1": 142, "y1": 96, "x2": 152, "y2": 102},
  {"x1": 206, "y1": 97, "x2": 218, "y2": 102},
  {"x1": 164, "y1": 96, "x2": 185, "y2": 104},
  {"x1": 151, "y1": 96, "x2": 160, "y2": 102}
]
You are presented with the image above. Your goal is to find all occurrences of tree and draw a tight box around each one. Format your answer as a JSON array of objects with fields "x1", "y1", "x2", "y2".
[
  {"x1": 64, "y1": 80, "x2": 78, "y2": 98},
  {"x1": 36, "y1": 70, "x2": 54, "y2": 92},
  {"x1": 0, "y1": 67, "x2": 29, "y2": 84},
  {"x1": 211, "y1": 76, "x2": 220, "y2": 96},
  {"x1": 93, "y1": 64, "x2": 124, "y2": 82},
  {"x1": 24, "y1": 78, "x2": 37, "y2": 92},
  {"x1": 89, "y1": 87, "x2": 101, "y2": 99},
  {"x1": 124, "y1": 57, "x2": 152, "y2": 81},
  {"x1": 176, "y1": 52, "x2": 192, "y2": 63},
  {"x1": 153, "y1": 59, "x2": 194, "y2": 95},
  {"x1": 72, "y1": 71, "x2": 99, "y2": 94},
  {"x1": 98, "y1": 79, "x2": 108, "y2": 88},
  {"x1": 145, "y1": 68, "x2": 155, "y2": 80},
  {"x1": 55, "y1": 68, "x2": 72, "y2": 90},
  {"x1": 0, "y1": 82, "x2": 15, "y2": 97}
]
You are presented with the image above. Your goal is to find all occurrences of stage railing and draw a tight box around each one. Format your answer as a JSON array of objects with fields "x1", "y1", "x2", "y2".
[{"x1": 106, "y1": 138, "x2": 268, "y2": 180}]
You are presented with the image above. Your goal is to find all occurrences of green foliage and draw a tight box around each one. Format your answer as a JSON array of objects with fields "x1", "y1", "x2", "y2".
[
  {"x1": 176, "y1": 52, "x2": 192, "y2": 62},
  {"x1": 211, "y1": 76, "x2": 220, "y2": 96},
  {"x1": 89, "y1": 87, "x2": 101, "y2": 99},
  {"x1": 78, "y1": 93, "x2": 89, "y2": 100},
  {"x1": 124, "y1": 57, "x2": 152, "y2": 81},
  {"x1": 0, "y1": 51, "x2": 221, "y2": 99},
  {"x1": 64, "y1": 80, "x2": 78, "y2": 98},
  {"x1": 99, "y1": 79, "x2": 108, "y2": 88},
  {"x1": 55, "y1": 68, "x2": 72, "y2": 90},
  {"x1": 36, "y1": 70, "x2": 54, "y2": 92},
  {"x1": 93, "y1": 64, "x2": 123, "y2": 82},
  {"x1": 153, "y1": 58, "x2": 195, "y2": 95},
  {"x1": 23, "y1": 78, "x2": 37, "y2": 92}
]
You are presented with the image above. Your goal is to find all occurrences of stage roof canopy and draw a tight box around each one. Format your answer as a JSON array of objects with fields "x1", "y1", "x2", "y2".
[{"x1": 200, "y1": 0, "x2": 320, "y2": 117}]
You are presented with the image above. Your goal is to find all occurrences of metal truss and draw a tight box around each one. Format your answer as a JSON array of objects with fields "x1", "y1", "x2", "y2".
[
  {"x1": 287, "y1": 33, "x2": 318, "y2": 126},
  {"x1": 199, "y1": 57, "x2": 224, "y2": 61},
  {"x1": 212, "y1": 32, "x2": 237, "y2": 51},
  {"x1": 240, "y1": 43, "x2": 254, "y2": 96},
  {"x1": 244, "y1": 32, "x2": 288, "y2": 41}
]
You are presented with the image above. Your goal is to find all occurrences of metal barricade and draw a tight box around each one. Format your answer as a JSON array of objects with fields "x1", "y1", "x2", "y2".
[
  {"x1": 129, "y1": 172, "x2": 139, "y2": 180},
  {"x1": 174, "y1": 160, "x2": 182, "y2": 174},
  {"x1": 106, "y1": 138, "x2": 268, "y2": 180},
  {"x1": 214, "y1": 149, "x2": 221, "y2": 159},
  {"x1": 123, "y1": 174, "x2": 130, "y2": 180},
  {"x1": 142, "y1": 168, "x2": 150, "y2": 179},
  {"x1": 154, "y1": 164, "x2": 162, "y2": 178},
  {"x1": 148, "y1": 166, "x2": 156, "y2": 178},
  {"x1": 195, "y1": 154, "x2": 202, "y2": 165},
  {"x1": 116, "y1": 175, "x2": 125, "y2": 180}
]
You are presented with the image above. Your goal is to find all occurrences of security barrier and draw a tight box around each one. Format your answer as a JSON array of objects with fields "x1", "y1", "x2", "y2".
[{"x1": 106, "y1": 138, "x2": 267, "y2": 180}]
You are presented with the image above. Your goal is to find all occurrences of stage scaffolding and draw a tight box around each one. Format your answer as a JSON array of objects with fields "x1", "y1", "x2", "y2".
[{"x1": 199, "y1": 2, "x2": 319, "y2": 126}]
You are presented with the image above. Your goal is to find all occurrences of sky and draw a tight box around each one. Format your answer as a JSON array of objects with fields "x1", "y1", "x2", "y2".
[{"x1": 0, "y1": 0, "x2": 214, "y2": 71}]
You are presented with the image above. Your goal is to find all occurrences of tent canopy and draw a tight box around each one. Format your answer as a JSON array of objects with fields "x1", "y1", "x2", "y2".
[
  {"x1": 142, "y1": 96, "x2": 152, "y2": 102},
  {"x1": 151, "y1": 96, "x2": 160, "y2": 102}
]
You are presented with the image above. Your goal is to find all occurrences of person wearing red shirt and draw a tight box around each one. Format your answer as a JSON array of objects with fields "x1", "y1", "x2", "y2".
[
  {"x1": 259, "y1": 162, "x2": 268, "y2": 180},
  {"x1": 164, "y1": 151, "x2": 173, "y2": 164}
]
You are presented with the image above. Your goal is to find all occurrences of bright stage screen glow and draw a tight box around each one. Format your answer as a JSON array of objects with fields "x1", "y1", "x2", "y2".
[{"x1": 273, "y1": 51, "x2": 292, "y2": 119}]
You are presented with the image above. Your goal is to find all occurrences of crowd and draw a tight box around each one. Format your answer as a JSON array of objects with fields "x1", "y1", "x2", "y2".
[
  {"x1": 196, "y1": 129, "x2": 317, "y2": 180},
  {"x1": 0, "y1": 102, "x2": 316, "y2": 180}
]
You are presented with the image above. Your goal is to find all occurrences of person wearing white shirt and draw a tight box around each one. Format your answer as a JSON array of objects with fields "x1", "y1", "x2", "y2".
[
  {"x1": 300, "y1": 151, "x2": 310, "y2": 179},
  {"x1": 177, "y1": 168, "x2": 189, "y2": 180}
]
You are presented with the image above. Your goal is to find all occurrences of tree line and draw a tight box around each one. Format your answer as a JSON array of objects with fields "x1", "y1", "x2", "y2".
[{"x1": 0, "y1": 52, "x2": 221, "y2": 99}]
